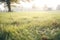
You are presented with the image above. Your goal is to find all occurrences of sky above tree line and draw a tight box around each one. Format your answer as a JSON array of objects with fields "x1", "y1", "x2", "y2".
[
  {"x1": 34, "y1": 0, "x2": 60, "y2": 7},
  {"x1": 19, "y1": 0, "x2": 60, "y2": 9}
]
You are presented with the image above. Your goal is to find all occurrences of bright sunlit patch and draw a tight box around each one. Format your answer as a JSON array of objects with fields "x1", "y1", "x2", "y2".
[
  {"x1": 34, "y1": 0, "x2": 60, "y2": 8},
  {"x1": 20, "y1": 0, "x2": 60, "y2": 9}
]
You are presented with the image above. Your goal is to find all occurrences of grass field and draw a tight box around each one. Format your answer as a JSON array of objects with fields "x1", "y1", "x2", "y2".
[{"x1": 0, "y1": 11, "x2": 60, "y2": 40}]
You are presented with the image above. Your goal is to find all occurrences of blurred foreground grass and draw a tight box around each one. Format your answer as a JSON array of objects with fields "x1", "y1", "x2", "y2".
[{"x1": 0, "y1": 11, "x2": 60, "y2": 40}]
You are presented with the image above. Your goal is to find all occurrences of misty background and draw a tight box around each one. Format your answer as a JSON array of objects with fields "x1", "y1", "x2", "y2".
[{"x1": 0, "y1": 0, "x2": 60, "y2": 12}]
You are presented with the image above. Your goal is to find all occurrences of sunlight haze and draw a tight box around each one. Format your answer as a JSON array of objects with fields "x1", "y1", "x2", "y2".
[{"x1": 20, "y1": 0, "x2": 60, "y2": 10}]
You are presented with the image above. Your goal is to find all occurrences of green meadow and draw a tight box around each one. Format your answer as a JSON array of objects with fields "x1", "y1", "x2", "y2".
[{"x1": 0, "y1": 11, "x2": 60, "y2": 40}]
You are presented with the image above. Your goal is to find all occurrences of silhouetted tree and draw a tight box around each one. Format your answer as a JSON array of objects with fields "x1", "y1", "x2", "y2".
[
  {"x1": 0, "y1": 0, "x2": 33, "y2": 12},
  {"x1": 56, "y1": 5, "x2": 60, "y2": 10},
  {"x1": 47, "y1": 7, "x2": 52, "y2": 11},
  {"x1": 0, "y1": 0, "x2": 19, "y2": 12}
]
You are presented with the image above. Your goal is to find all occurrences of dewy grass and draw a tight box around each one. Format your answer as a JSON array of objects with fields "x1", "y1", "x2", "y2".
[{"x1": 0, "y1": 11, "x2": 60, "y2": 40}]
